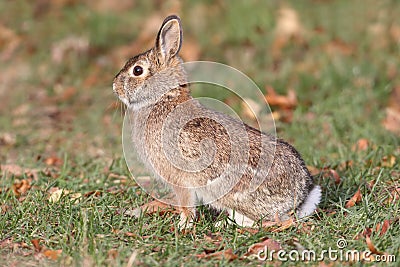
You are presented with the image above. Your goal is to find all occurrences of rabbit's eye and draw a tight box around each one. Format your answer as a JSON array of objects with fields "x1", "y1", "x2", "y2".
[{"x1": 133, "y1": 65, "x2": 143, "y2": 76}]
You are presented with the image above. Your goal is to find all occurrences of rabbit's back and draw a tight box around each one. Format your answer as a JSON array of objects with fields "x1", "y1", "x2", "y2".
[{"x1": 130, "y1": 87, "x2": 313, "y2": 220}]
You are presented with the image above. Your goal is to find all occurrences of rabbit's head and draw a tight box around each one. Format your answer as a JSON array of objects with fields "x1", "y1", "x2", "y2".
[{"x1": 113, "y1": 15, "x2": 187, "y2": 110}]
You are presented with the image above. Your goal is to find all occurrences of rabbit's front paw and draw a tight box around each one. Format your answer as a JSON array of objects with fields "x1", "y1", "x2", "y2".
[
  {"x1": 177, "y1": 207, "x2": 195, "y2": 229},
  {"x1": 227, "y1": 209, "x2": 255, "y2": 227}
]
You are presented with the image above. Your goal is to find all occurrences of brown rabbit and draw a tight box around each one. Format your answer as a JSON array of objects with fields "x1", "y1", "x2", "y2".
[{"x1": 113, "y1": 15, "x2": 321, "y2": 228}]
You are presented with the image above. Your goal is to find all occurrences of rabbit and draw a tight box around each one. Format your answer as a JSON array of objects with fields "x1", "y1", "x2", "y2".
[{"x1": 113, "y1": 15, "x2": 321, "y2": 229}]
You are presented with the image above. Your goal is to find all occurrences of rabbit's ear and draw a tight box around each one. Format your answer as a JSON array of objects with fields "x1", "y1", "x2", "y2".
[{"x1": 156, "y1": 15, "x2": 182, "y2": 62}]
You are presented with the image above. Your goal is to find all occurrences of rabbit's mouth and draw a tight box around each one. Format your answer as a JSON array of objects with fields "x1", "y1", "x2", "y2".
[{"x1": 112, "y1": 82, "x2": 130, "y2": 107}]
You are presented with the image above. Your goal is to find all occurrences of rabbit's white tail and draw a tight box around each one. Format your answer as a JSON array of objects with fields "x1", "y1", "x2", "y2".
[{"x1": 297, "y1": 185, "x2": 321, "y2": 218}]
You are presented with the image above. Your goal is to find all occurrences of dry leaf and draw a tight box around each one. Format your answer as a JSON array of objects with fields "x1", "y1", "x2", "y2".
[
  {"x1": 265, "y1": 86, "x2": 297, "y2": 110},
  {"x1": 307, "y1": 165, "x2": 321, "y2": 176},
  {"x1": 352, "y1": 138, "x2": 369, "y2": 151},
  {"x1": 83, "y1": 190, "x2": 102, "y2": 198},
  {"x1": 0, "y1": 164, "x2": 39, "y2": 180},
  {"x1": 382, "y1": 86, "x2": 400, "y2": 135},
  {"x1": 204, "y1": 232, "x2": 223, "y2": 243},
  {"x1": 31, "y1": 239, "x2": 41, "y2": 252},
  {"x1": 381, "y1": 155, "x2": 396, "y2": 167},
  {"x1": 236, "y1": 227, "x2": 259, "y2": 235},
  {"x1": 366, "y1": 236, "x2": 383, "y2": 255},
  {"x1": 363, "y1": 227, "x2": 373, "y2": 238},
  {"x1": 323, "y1": 169, "x2": 341, "y2": 184},
  {"x1": 125, "y1": 232, "x2": 137, "y2": 237},
  {"x1": 272, "y1": 218, "x2": 295, "y2": 232},
  {"x1": 48, "y1": 189, "x2": 69, "y2": 203},
  {"x1": 12, "y1": 179, "x2": 32, "y2": 197},
  {"x1": 345, "y1": 188, "x2": 362, "y2": 208},
  {"x1": 243, "y1": 238, "x2": 282, "y2": 258},
  {"x1": 43, "y1": 249, "x2": 62, "y2": 260},
  {"x1": 195, "y1": 248, "x2": 238, "y2": 261},
  {"x1": 260, "y1": 217, "x2": 295, "y2": 232},
  {"x1": 386, "y1": 187, "x2": 400, "y2": 204},
  {"x1": 379, "y1": 220, "x2": 390, "y2": 236},
  {"x1": 138, "y1": 200, "x2": 178, "y2": 215},
  {"x1": 44, "y1": 156, "x2": 63, "y2": 166}
]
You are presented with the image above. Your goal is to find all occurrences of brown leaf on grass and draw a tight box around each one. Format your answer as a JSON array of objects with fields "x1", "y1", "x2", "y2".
[
  {"x1": 1, "y1": 204, "x2": 11, "y2": 214},
  {"x1": 323, "y1": 169, "x2": 341, "y2": 184},
  {"x1": 362, "y1": 227, "x2": 373, "y2": 238},
  {"x1": 355, "y1": 219, "x2": 391, "y2": 240},
  {"x1": 352, "y1": 138, "x2": 370, "y2": 151},
  {"x1": 12, "y1": 179, "x2": 32, "y2": 197},
  {"x1": 382, "y1": 86, "x2": 400, "y2": 135},
  {"x1": 31, "y1": 238, "x2": 62, "y2": 260},
  {"x1": 48, "y1": 188, "x2": 68, "y2": 203},
  {"x1": 44, "y1": 156, "x2": 63, "y2": 167},
  {"x1": 307, "y1": 165, "x2": 321, "y2": 176},
  {"x1": 236, "y1": 227, "x2": 259, "y2": 235},
  {"x1": 381, "y1": 155, "x2": 396, "y2": 168},
  {"x1": 265, "y1": 86, "x2": 297, "y2": 123},
  {"x1": 243, "y1": 238, "x2": 282, "y2": 258},
  {"x1": 265, "y1": 86, "x2": 297, "y2": 110},
  {"x1": 31, "y1": 239, "x2": 41, "y2": 252},
  {"x1": 379, "y1": 220, "x2": 390, "y2": 236},
  {"x1": 43, "y1": 249, "x2": 62, "y2": 260},
  {"x1": 1, "y1": 237, "x2": 30, "y2": 251},
  {"x1": 261, "y1": 217, "x2": 295, "y2": 232},
  {"x1": 204, "y1": 232, "x2": 223, "y2": 243},
  {"x1": 338, "y1": 160, "x2": 354, "y2": 171},
  {"x1": 366, "y1": 236, "x2": 383, "y2": 255},
  {"x1": 125, "y1": 232, "x2": 137, "y2": 238},
  {"x1": 137, "y1": 200, "x2": 179, "y2": 216},
  {"x1": 83, "y1": 190, "x2": 102, "y2": 198},
  {"x1": 366, "y1": 180, "x2": 375, "y2": 191},
  {"x1": 0, "y1": 164, "x2": 39, "y2": 180},
  {"x1": 296, "y1": 221, "x2": 315, "y2": 235},
  {"x1": 386, "y1": 187, "x2": 400, "y2": 204},
  {"x1": 345, "y1": 188, "x2": 362, "y2": 208},
  {"x1": 195, "y1": 248, "x2": 238, "y2": 261}
]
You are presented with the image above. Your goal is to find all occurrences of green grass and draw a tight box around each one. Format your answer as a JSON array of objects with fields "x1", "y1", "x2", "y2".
[{"x1": 1, "y1": 0, "x2": 399, "y2": 266}]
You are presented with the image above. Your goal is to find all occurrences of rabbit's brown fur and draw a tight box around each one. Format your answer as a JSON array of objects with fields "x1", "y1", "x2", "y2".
[{"x1": 113, "y1": 15, "x2": 321, "y2": 228}]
